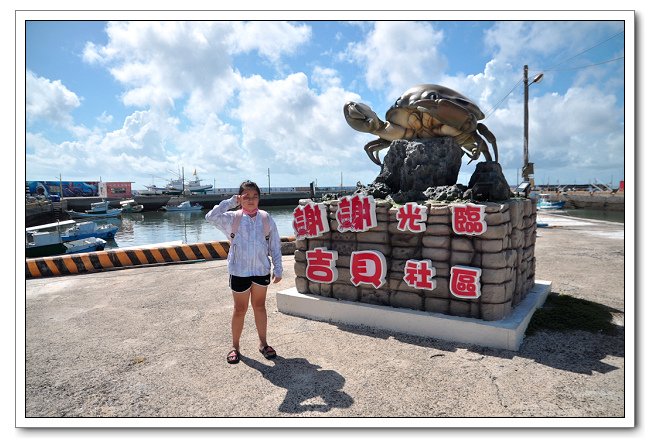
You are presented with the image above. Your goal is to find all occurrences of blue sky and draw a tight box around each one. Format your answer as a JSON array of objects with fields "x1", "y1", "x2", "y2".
[{"x1": 23, "y1": 16, "x2": 629, "y2": 191}]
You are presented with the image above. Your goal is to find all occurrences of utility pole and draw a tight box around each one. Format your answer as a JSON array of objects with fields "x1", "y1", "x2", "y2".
[
  {"x1": 523, "y1": 65, "x2": 531, "y2": 184},
  {"x1": 267, "y1": 168, "x2": 271, "y2": 194},
  {"x1": 523, "y1": 65, "x2": 544, "y2": 186}
]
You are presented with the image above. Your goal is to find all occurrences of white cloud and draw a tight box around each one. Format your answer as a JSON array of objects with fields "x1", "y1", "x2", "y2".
[
  {"x1": 173, "y1": 115, "x2": 245, "y2": 181},
  {"x1": 28, "y1": 109, "x2": 182, "y2": 184},
  {"x1": 345, "y1": 21, "x2": 447, "y2": 100},
  {"x1": 88, "y1": 21, "x2": 237, "y2": 112},
  {"x1": 228, "y1": 21, "x2": 311, "y2": 62},
  {"x1": 31, "y1": 21, "x2": 321, "y2": 185},
  {"x1": 83, "y1": 21, "x2": 312, "y2": 117},
  {"x1": 312, "y1": 66, "x2": 341, "y2": 90},
  {"x1": 96, "y1": 111, "x2": 113, "y2": 124},
  {"x1": 233, "y1": 72, "x2": 371, "y2": 179},
  {"x1": 26, "y1": 71, "x2": 81, "y2": 126},
  {"x1": 484, "y1": 21, "x2": 621, "y2": 64}
]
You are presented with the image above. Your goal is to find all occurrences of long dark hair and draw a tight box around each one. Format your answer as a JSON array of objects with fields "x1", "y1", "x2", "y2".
[{"x1": 239, "y1": 180, "x2": 261, "y2": 196}]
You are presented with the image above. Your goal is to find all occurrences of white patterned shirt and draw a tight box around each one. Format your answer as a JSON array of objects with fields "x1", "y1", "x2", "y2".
[{"x1": 205, "y1": 196, "x2": 283, "y2": 278}]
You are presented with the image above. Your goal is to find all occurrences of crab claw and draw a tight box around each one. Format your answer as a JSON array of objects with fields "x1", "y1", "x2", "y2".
[{"x1": 344, "y1": 102, "x2": 385, "y2": 134}]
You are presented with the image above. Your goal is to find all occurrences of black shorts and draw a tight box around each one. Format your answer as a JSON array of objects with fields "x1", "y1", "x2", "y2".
[{"x1": 229, "y1": 274, "x2": 271, "y2": 293}]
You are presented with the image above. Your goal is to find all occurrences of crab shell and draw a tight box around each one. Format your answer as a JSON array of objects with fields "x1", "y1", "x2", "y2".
[{"x1": 390, "y1": 84, "x2": 485, "y2": 122}]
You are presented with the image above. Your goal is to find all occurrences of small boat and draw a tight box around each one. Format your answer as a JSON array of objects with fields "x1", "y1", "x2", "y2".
[
  {"x1": 120, "y1": 199, "x2": 144, "y2": 213},
  {"x1": 67, "y1": 200, "x2": 123, "y2": 219},
  {"x1": 26, "y1": 221, "x2": 108, "y2": 257},
  {"x1": 60, "y1": 220, "x2": 119, "y2": 241},
  {"x1": 162, "y1": 200, "x2": 203, "y2": 212},
  {"x1": 61, "y1": 237, "x2": 108, "y2": 255},
  {"x1": 536, "y1": 194, "x2": 565, "y2": 210}
]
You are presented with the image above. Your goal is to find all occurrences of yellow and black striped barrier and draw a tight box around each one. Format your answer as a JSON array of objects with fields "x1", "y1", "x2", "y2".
[
  {"x1": 26, "y1": 237, "x2": 296, "y2": 279},
  {"x1": 26, "y1": 240, "x2": 232, "y2": 279}
]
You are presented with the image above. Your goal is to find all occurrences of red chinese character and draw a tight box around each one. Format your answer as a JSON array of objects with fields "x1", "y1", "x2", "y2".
[
  {"x1": 452, "y1": 204, "x2": 487, "y2": 235},
  {"x1": 403, "y1": 259, "x2": 437, "y2": 290},
  {"x1": 336, "y1": 194, "x2": 377, "y2": 232},
  {"x1": 350, "y1": 250, "x2": 386, "y2": 289},
  {"x1": 396, "y1": 202, "x2": 428, "y2": 233},
  {"x1": 449, "y1": 265, "x2": 482, "y2": 299},
  {"x1": 306, "y1": 248, "x2": 338, "y2": 284},
  {"x1": 293, "y1": 202, "x2": 329, "y2": 240}
]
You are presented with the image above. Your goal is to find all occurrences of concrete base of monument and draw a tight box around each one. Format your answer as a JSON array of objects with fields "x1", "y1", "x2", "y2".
[{"x1": 276, "y1": 280, "x2": 552, "y2": 351}]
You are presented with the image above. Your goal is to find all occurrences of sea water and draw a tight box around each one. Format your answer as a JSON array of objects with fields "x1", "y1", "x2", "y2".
[
  {"x1": 558, "y1": 208, "x2": 624, "y2": 223},
  {"x1": 104, "y1": 205, "x2": 298, "y2": 249}
]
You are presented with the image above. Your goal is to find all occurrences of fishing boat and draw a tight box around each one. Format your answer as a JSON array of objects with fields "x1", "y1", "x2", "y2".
[
  {"x1": 67, "y1": 200, "x2": 122, "y2": 219},
  {"x1": 60, "y1": 220, "x2": 119, "y2": 241},
  {"x1": 26, "y1": 221, "x2": 108, "y2": 257},
  {"x1": 61, "y1": 237, "x2": 107, "y2": 255},
  {"x1": 143, "y1": 169, "x2": 213, "y2": 194},
  {"x1": 120, "y1": 199, "x2": 144, "y2": 213},
  {"x1": 536, "y1": 193, "x2": 566, "y2": 210},
  {"x1": 162, "y1": 200, "x2": 203, "y2": 212}
]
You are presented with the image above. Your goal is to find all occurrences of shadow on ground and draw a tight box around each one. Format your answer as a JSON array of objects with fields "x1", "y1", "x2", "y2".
[
  {"x1": 240, "y1": 354, "x2": 354, "y2": 414},
  {"x1": 328, "y1": 293, "x2": 624, "y2": 376}
]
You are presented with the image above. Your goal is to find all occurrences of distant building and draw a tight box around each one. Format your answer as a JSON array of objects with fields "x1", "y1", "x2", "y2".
[
  {"x1": 26, "y1": 180, "x2": 135, "y2": 198},
  {"x1": 26, "y1": 180, "x2": 99, "y2": 197},
  {"x1": 99, "y1": 182, "x2": 134, "y2": 199}
]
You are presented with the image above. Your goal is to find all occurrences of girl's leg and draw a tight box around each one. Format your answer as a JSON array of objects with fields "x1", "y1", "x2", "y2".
[
  {"x1": 250, "y1": 283, "x2": 269, "y2": 349},
  {"x1": 231, "y1": 289, "x2": 251, "y2": 351}
]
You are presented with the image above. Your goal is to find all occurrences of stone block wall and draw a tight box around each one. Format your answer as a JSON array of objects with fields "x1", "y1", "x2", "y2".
[{"x1": 294, "y1": 198, "x2": 536, "y2": 321}]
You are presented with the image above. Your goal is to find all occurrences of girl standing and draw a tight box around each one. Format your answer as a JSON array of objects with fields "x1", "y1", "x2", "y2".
[{"x1": 205, "y1": 180, "x2": 283, "y2": 364}]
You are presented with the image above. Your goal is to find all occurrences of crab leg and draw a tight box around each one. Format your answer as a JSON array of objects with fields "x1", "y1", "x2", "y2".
[
  {"x1": 364, "y1": 138, "x2": 391, "y2": 165},
  {"x1": 477, "y1": 123, "x2": 498, "y2": 162}
]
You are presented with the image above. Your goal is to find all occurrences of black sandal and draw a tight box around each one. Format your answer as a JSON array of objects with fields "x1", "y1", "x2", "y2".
[
  {"x1": 227, "y1": 349, "x2": 240, "y2": 364},
  {"x1": 259, "y1": 345, "x2": 277, "y2": 359}
]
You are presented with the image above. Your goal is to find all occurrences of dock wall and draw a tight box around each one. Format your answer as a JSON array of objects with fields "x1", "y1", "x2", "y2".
[{"x1": 64, "y1": 191, "x2": 314, "y2": 212}]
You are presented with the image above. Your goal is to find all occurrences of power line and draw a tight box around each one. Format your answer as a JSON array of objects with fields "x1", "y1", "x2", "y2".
[
  {"x1": 539, "y1": 30, "x2": 624, "y2": 72},
  {"x1": 484, "y1": 77, "x2": 524, "y2": 119},
  {"x1": 536, "y1": 56, "x2": 624, "y2": 72},
  {"x1": 483, "y1": 29, "x2": 623, "y2": 119}
]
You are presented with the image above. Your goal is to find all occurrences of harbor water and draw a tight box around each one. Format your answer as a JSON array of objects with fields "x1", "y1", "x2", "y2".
[
  {"x1": 97, "y1": 204, "x2": 624, "y2": 250},
  {"x1": 104, "y1": 205, "x2": 298, "y2": 250},
  {"x1": 541, "y1": 208, "x2": 625, "y2": 223}
]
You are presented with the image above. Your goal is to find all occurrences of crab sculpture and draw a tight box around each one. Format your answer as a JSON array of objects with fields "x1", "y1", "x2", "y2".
[{"x1": 344, "y1": 84, "x2": 498, "y2": 166}]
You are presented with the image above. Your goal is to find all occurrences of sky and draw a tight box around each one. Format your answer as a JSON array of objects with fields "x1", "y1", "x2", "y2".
[{"x1": 22, "y1": 15, "x2": 629, "y2": 191}]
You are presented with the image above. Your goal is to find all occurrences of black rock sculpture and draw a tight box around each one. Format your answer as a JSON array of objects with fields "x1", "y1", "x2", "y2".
[
  {"x1": 357, "y1": 137, "x2": 463, "y2": 201},
  {"x1": 463, "y1": 161, "x2": 513, "y2": 202}
]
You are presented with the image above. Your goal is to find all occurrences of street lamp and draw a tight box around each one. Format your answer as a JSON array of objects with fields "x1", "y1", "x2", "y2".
[{"x1": 522, "y1": 64, "x2": 544, "y2": 186}]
